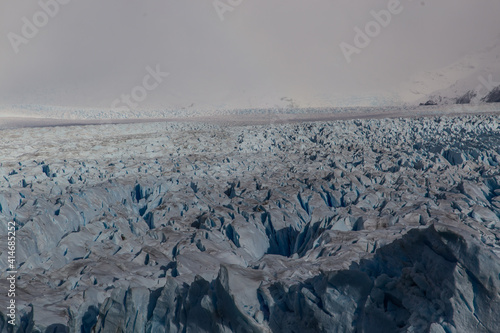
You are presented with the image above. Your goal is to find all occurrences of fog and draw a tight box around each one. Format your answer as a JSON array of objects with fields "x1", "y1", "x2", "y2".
[{"x1": 1, "y1": 0, "x2": 499, "y2": 110}]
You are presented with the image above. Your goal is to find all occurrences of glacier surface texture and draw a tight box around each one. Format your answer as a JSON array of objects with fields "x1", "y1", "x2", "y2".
[{"x1": 1, "y1": 115, "x2": 500, "y2": 332}]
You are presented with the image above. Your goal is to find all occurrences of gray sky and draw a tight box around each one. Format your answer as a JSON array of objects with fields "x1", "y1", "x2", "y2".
[{"x1": 1, "y1": 0, "x2": 499, "y2": 110}]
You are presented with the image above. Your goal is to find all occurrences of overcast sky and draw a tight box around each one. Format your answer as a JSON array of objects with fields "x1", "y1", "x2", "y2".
[{"x1": 1, "y1": 0, "x2": 499, "y2": 110}]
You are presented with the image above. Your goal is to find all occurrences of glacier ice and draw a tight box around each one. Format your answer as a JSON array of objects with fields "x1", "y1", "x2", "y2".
[{"x1": 0, "y1": 114, "x2": 500, "y2": 332}]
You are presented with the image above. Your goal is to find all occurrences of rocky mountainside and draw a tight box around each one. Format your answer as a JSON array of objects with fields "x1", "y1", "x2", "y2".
[
  {"x1": 1, "y1": 115, "x2": 500, "y2": 332},
  {"x1": 397, "y1": 41, "x2": 500, "y2": 106}
]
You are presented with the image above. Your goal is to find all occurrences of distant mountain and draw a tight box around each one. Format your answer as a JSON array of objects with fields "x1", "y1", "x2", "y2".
[{"x1": 397, "y1": 40, "x2": 500, "y2": 106}]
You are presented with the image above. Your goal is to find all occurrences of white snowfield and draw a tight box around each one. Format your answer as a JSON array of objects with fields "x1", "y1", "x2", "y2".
[
  {"x1": 1, "y1": 112, "x2": 500, "y2": 332},
  {"x1": 1, "y1": 103, "x2": 500, "y2": 127}
]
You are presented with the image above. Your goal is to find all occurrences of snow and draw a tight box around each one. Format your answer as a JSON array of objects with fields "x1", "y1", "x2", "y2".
[
  {"x1": 1, "y1": 102, "x2": 500, "y2": 132},
  {"x1": 397, "y1": 41, "x2": 500, "y2": 105}
]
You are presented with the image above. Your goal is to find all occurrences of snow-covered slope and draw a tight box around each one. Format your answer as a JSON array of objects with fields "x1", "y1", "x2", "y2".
[
  {"x1": 398, "y1": 41, "x2": 500, "y2": 105},
  {"x1": 1, "y1": 115, "x2": 500, "y2": 332}
]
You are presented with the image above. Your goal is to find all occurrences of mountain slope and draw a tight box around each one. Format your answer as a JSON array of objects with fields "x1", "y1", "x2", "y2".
[{"x1": 397, "y1": 41, "x2": 500, "y2": 105}]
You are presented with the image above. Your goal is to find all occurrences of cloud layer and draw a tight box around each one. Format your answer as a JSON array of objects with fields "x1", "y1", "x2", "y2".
[{"x1": 1, "y1": 0, "x2": 499, "y2": 110}]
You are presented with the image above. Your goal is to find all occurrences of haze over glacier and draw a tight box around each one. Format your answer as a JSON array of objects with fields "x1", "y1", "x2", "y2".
[{"x1": 1, "y1": 0, "x2": 500, "y2": 111}]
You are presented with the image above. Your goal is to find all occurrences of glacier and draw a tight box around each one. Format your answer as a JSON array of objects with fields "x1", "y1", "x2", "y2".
[{"x1": 0, "y1": 114, "x2": 500, "y2": 332}]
